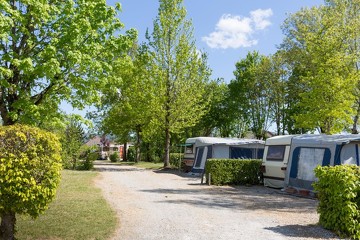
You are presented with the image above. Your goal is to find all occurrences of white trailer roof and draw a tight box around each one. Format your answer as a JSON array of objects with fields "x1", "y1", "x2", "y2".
[
  {"x1": 292, "y1": 134, "x2": 360, "y2": 145},
  {"x1": 265, "y1": 134, "x2": 360, "y2": 146},
  {"x1": 192, "y1": 137, "x2": 264, "y2": 147},
  {"x1": 265, "y1": 135, "x2": 295, "y2": 145}
]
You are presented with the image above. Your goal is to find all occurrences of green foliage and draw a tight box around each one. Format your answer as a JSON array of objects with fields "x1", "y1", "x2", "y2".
[
  {"x1": 205, "y1": 159, "x2": 263, "y2": 186},
  {"x1": 169, "y1": 153, "x2": 182, "y2": 168},
  {"x1": 127, "y1": 147, "x2": 136, "y2": 162},
  {"x1": 109, "y1": 152, "x2": 120, "y2": 162},
  {"x1": 147, "y1": 0, "x2": 212, "y2": 166},
  {"x1": 0, "y1": 124, "x2": 62, "y2": 217},
  {"x1": 0, "y1": 0, "x2": 137, "y2": 126},
  {"x1": 280, "y1": 2, "x2": 359, "y2": 134},
  {"x1": 313, "y1": 165, "x2": 360, "y2": 239},
  {"x1": 76, "y1": 146, "x2": 98, "y2": 171},
  {"x1": 189, "y1": 79, "x2": 247, "y2": 138},
  {"x1": 60, "y1": 117, "x2": 85, "y2": 169},
  {"x1": 229, "y1": 51, "x2": 273, "y2": 139}
]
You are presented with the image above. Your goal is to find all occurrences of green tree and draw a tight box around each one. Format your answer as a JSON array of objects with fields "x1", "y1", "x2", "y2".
[
  {"x1": 146, "y1": 0, "x2": 211, "y2": 167},
  {"x1": 60, "y1": 116, "x2": 85, "y2": 169},
  {"x1": 187, "y1": 79, "x2": 249, "y2": 138},
  {"x1": 100, "y1": 44, "x2": 156, "y2": 163},
  {"x1": 265, "y1": 53, "x2": 288, "y2": 135},
  {"x1": 0, "y1": 125, "x2": 62, "y2": 239},
  {"x1": 280, "y1": 2, "x2": 358, "y2": 134},
  {"x1": 0, "y1": 0, "x2": 136, "y2": 126},
  {"x1": 229, "y1": 51, "x2": 272, "y2": 139}
]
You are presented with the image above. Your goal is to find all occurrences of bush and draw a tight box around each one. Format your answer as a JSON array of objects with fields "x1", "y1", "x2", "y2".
[
  {"x1": 169, "y1": 153, "x2": 182, "y2": 168},
  {"x1": 127, "y1": 147, "x2": 136, "y2": 162},
  {"x1": 0, "y1": 124, "x2": 62, "y2": 239},
  {"x1": 109, "y1": 152, "x2": 120, "y2": 162},
  {"x1": 76, "y1": 146, "x2": 97, "y2": 171},
  {"x1": 313, "y1": 165, "x2": 360, "y2": 239},
  {"x1": 205, "y1": 159, "x2": 263, "y2": 185}
]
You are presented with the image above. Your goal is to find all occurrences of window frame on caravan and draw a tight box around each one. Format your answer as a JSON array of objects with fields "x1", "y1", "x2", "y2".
[{"x1": 266, "y1": 145, "x2": 286, "y2": 161}]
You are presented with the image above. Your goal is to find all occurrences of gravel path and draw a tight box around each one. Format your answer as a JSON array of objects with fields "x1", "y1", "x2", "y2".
[{"x1": 93, "y1": 161, "x2": 340, "y2": 240}]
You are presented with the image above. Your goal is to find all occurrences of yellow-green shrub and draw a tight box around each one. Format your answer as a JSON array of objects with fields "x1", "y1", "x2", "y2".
[
  {"x1": 205, "y1": 159, "x2": 263, "y2": 185},
  {"x1": 170, "y1": 153, "x2": 182, "y2": 168},
  {"x1": 0, "y1": 125, "x2": 62, "y2": 238},
  {"x1": 313, "y1": 165, "x2": 360, "y2": 239}
]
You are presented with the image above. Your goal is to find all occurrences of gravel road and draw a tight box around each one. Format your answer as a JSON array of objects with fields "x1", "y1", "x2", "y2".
[{"x1": 93, "y1": 161, "x2": 340, "y2": 240}]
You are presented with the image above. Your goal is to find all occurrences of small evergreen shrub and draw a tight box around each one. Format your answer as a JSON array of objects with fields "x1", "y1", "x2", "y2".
[
  {"x1": 205, "y1": 159, "x2": 263, "y2": 185},
  {"x1": 313, "y1": 165, "x2": 360, "y2": 240},
  {"x1": 77, "y1": 146, "x2": 97, "y2": 171},
  {"x1": 127, "y1": 147, "x2": 136, "y2": 162},
  {"x1": 109, "y1": 152, "x2": 120, "y2": 162},
  {"x1": 169, "y1": 153, "x2": 182, "y2": 168}
]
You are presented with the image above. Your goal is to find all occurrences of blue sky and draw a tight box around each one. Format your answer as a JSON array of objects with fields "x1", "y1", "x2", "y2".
[
  {"x1": 114, "y1": 0, "x2": 324, "y2": 82},
  {"x1": 63, "y1": 0, "x2": 325, "y2": 116}
]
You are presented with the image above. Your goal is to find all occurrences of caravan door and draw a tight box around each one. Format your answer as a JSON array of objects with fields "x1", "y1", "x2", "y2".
[
  {"x1": 262, "y1": 145, "x2": 290, "y2": 188},
  {"x1": 191, "y1": 146, "x2": 209, "y2": 173}
]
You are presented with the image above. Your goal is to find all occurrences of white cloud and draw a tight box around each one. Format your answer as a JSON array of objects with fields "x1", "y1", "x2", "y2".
[
  {"x1": 251, "y1": 9, "x2": 273, "y2": 30},
  {"x1": 202, "y1": 9, "x2": 273, "y2": 49}
]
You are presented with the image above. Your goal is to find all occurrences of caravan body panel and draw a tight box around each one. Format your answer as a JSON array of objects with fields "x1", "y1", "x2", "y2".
[
  {"x1": 284, "y1": 134, "x2": 360, "y2": 191},
  {"x1": 262, "y1": 135, "x2": 294, "y2": 188}
]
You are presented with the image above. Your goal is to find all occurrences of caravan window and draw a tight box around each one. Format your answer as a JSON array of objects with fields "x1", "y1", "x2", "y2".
[
  {"x1": 266, "y1": 145, "x2": 286, "y2": 161},
  {"x1": 230, "y1": 147, "x2": 253, "y2": 159},
  {"x1": 340, "y1": 144, "x2": 359, "y2": 165},
  {"x1": 297, "y1": 148, "x2": 325, "y2": 181},
  {"x1": 185, "y1": 145, "x2": 194, "y2": 154}
]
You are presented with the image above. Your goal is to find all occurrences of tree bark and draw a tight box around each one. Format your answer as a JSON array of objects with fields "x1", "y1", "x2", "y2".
[
  {"x1": 163, "y1": 126, "x2": 171, "y2": 168},
  {"x1": 351, "y1": 102, "x2": 360, "y2": 134},
  {"x1": 0, "y1": 212, "x2": 16, "y2": 240},
  {"x1": 135, "y1": 125, "x2": 141, "y2": 163},
  {"x1": 123, "y1": 142, "x2": 128, "y2": 162}
]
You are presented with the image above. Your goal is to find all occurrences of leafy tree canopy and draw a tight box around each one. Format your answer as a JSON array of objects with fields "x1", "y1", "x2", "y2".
[{"x1": 0, "y1": 0, "x2": 137, "y2": 126}]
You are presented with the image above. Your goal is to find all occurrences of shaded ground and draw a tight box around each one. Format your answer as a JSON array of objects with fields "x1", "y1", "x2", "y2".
[{"x1": 93, "y1": 161, "x2": 341, "y2": 240}]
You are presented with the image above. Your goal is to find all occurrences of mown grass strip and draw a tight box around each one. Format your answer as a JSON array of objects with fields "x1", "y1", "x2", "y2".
[{"x1": 16, "y1": 170, "x2": 117, "y2": 240}]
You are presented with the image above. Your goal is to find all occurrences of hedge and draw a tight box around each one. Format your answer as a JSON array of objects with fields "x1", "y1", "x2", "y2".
[
  {"x1": 313, "y1": 165, "x2": 360, "y2": 240},
  {"x1": 204, "y1": 159, "x2": 263, "y2": 185}
]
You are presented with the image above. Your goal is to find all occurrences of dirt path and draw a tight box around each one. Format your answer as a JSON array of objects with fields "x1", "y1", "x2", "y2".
[{"x1": 93, "y1": 161, "x2": 340, "y2": 240}]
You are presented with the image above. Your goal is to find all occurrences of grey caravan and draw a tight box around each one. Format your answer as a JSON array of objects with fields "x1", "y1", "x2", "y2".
[
  {"x1": 190, "y1": 137, "x2": 265, "y2": 174},
  {"x1": 284, "y1": 134, "x2": 360, "y2": 191}
]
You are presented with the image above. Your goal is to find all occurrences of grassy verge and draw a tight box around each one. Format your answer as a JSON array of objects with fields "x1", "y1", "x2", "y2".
[{"x1": 16, "y1": 170, "x2": 117, "y2": 240}]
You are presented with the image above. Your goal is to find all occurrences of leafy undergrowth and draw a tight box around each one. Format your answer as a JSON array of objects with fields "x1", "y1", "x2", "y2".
[{"x1": 16, "y1": 170, "x2": 117, "y2": 240}]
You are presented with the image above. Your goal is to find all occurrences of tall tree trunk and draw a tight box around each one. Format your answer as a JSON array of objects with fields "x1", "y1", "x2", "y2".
[
  {"x1": 0, "y1": 212, "x2": 16, "y2": 240},
  {"x1": 145, "y1": 143, "x2": 151, "y2": 162},
  {"x1": 123, "y1": 142, "x2": 128, "y2": 162},
  {"x1": 163, "y1": 66, "x2": 171, "y2": 168},
  {"x1": 135, "y1": 125, "x2": 141, "y2": 163},
  {"x1": 163, "y1": 126, "x2": 171, "y2": 168},
  {"x1": 352, "y1": 102, "x2": 360, "y2": 134}
]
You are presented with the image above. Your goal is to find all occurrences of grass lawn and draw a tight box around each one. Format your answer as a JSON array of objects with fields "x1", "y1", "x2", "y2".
[{"x1": 16, "y1": 170, "x2": 117, "y2": 240}]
